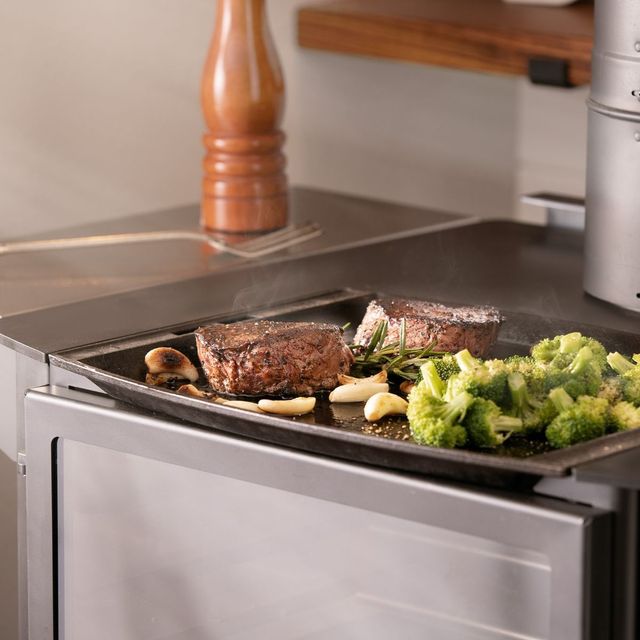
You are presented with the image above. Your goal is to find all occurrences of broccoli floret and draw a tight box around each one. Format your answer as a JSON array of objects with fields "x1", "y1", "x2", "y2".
[
  {"x1": 538, "y1": 396, "x2": 560, "y2": 426},
  {"x1": 543, "y1": 346, "x2": 602, "y2": 399},
  {"x1": 581, "y1": 337, "x2": 608, "y2": 371},
  {"x1": 607, "y1": 351, "x2": 635, "y2": 374},
  {"x1": 407, "y1": 384, "x2": 473, "y2": 448},
  {"x1": 531, "y1": 332, "x2": 607, "y2": 371},
  {"x1": 445, "y1": 349, "x2": 509, "y2": 405},
  {"x1": 455, "y1": 348, "x2": 482, "y2": 372},
  {"x1": 609, "y1": 401, "x2": 640, "y2": 432},
  {"x1": 545, "y1": 388, "x2": 609, "y2": 448},
  {"x1": 531, "y1": 337, "x2": 562, "y2": 365},
  {"x1": 504, "y1": 355, "x2": 546, "y2": 397},
  {"x1": 597, "y1": 376, "x2": 624, "y2": 404},
  {"x1": 430, "y1": 354, "x2": 460, "y2": 382},
  {"x1": 607, "y1": 352, "x2": 640, "y2": 405},
  {"x1": 464, "y1": 398, "x2": 523, "y2": 448},
  {"x1": 419, "y1": 361, "x2": 446, "y2": 400},
  {"x1": 507, "y1": 372, "x2": 544, "y2": 434}
]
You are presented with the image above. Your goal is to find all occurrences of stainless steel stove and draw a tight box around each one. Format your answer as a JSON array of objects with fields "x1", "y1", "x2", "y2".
[{"x1": 3, "y1": 189, "x2": 640, "y2": 640}]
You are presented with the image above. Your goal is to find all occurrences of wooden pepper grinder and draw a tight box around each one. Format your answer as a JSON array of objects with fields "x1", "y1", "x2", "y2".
[{"x1": 201, "y1": 0, "x2": 288, "y2": 233}]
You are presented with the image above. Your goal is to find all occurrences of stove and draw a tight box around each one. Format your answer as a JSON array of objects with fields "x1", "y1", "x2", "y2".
[{"x1": 3, "y1": 194, "x2": 640, "y2": 639}]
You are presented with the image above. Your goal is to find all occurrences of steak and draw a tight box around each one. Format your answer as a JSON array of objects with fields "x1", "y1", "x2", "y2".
[
  {"x1": 353, "y1": 297, "x2": 502, "y2": 358},
  {"x1": 195, "y1": 320, "x2": 354, "y2": 396}
]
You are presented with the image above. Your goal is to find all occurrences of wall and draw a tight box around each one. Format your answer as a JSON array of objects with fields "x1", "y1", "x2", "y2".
[
  {"x1": 0, "y1": 0, "x2": 587, "y2": 242},
  {"x1": 516, "y1": 82, "x2": 589, "y2": 224},
  {"x1": 1, "y1": 0, "x2": 587, "y2": 462}
]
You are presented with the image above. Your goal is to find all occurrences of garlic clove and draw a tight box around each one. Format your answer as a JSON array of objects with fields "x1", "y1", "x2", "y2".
[
  {"x1": 364, "y1": 392, "x2": 408, "y2": 422},
  {"x1": 222, "y1": 400, "x2": 264, "y2": 413},
  {"x1": 337, "y1": 370, "x2": 388, "y2": 385},
  {"x1": 176, "y1": 384, "x2": 213, "y2": 399},
  {"x1": 258, "y1": 397, "x2": 316, "y2": 416},
  {"x1": 329, "y1": 382, "x2": 389, "y2": 403}
]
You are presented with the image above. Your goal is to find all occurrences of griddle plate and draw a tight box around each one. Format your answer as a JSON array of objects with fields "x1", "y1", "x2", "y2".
[{"x1": 50, "y1": 291, "x2": 640, "y2": 489}]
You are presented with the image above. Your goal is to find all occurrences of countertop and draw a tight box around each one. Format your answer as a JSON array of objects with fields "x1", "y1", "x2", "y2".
[
  {"x1": 0, "y1": 187, "x2": 468, "y2": 320},
  {"x1": 1, "y1": 188, "x2": 639, "y2": 362}
]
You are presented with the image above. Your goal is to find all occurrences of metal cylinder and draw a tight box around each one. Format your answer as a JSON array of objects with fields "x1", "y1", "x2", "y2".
[{"x1": 584, "y1": 0, "x2": 640, "y2": 311}]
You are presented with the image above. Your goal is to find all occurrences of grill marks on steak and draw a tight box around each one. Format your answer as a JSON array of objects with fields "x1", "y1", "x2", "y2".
[
  {"x1": 195, "y1": 320, "x2": 354, "y2": 396},
  {"x1": 353, "y1": 298, "x2": 502, "y2": 358}
]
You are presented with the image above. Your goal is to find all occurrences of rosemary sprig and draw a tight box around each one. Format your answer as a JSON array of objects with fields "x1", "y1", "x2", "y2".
[{"x1": 349, "y1": 320, "x2": 445, "y2": 381}]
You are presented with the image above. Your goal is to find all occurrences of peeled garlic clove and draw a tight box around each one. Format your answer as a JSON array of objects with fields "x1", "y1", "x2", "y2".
[
  {"x1": 329, "y1": 382, "x2": 389, "y2": 403},
  {"x1": 176, "y1": 384, "x2": 213, "y2": 399},
  {"x1": 364, "y1": 392, "x2": 408, "y2": 422},
  {"x1": 222, "y1": 400, "x2": 264, "y2": 413},
  {"x1": 399, "y1": 381, "x2": 415, "y2": 395},
  {"x1": 145, "y1": 347, "x2": 199, "y2": 382},
  {"x1": 337, "y1": 370, "x2": 388, "y2": 385},
  {"x1": 258, "y1": 397, "x2": 316, "y2": 416}
]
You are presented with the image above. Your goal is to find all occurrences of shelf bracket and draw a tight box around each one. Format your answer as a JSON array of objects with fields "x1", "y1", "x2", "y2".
[{"x1": 528, "y1": 58, "x2": 573, "y2": 88}]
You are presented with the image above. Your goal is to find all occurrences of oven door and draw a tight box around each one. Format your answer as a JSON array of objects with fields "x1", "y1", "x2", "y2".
[{"x1": 25, "y1": 386, "x2": 611, "y2": 640}]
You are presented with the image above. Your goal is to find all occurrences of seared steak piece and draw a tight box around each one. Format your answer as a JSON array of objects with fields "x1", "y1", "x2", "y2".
[
  {"x1": 353, "y1": 298, "x2": 502, "y2": 358},
  {"x1": 195, "y1": 320, "x2": 354, "y2": 396}
]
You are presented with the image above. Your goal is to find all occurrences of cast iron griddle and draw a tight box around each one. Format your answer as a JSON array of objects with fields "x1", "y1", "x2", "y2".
[{"x1": 49, "y1": 290, "x2": 640, "y2": 488}]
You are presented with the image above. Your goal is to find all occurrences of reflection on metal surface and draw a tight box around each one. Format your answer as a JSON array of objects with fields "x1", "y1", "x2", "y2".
[
  {"x1": 0, "y1": 188, "x2": 468, "y2": 318},
  {"x1": 0, "y1": 223, "x2": 322, "y2": 259}
]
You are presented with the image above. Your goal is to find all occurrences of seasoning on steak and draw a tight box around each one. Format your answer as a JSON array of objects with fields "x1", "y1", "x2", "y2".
[
  {"x1": 353, "y1": 297, "x2": 503, "y2": 358},
  {"x1": 195, "y1": 320, "x2": 354, "y2": 397}
]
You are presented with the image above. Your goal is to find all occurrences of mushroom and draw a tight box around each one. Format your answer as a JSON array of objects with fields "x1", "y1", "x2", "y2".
[{"x1": 144, "y1": 347, "x2": 199, "y2": 383}]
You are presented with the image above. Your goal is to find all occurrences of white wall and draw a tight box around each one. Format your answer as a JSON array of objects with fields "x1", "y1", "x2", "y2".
[
  {"x1": 515, "y1": 82, "x2": 589, "y2": 224},
  {"x1": 0, "y1": 0, "x2": 587, "y2": 240}
]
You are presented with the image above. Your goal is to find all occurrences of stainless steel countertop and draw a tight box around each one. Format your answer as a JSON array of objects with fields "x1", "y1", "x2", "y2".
[
  {"x1": 2, "y1": 189, "x2": 639, "y2": 363},
  {"x1": 0, "y1": 187, "x2": 469, "y2": 319}
]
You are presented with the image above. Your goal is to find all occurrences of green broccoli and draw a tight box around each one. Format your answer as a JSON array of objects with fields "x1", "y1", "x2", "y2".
[
  {"x1": 464, "y1": 398, "x2": 523, "y2": 448},
  {"x1": 419, "y1": 360, "x2": 446, "y2": 400},
  {"x1": 507, "y1": 372, "x2": 545, "y2": 434},
  {"x1": 597, "y1": 376, "x2": 624, "y2": 404},
  {"x1": 545, "y1": 387, "x2": 609, "y2": 448},
  {"x1": 607, "y1": 352, "x2": 640, "y2": 405},
  {"x1": 407, "y1": 383, "x2": 473, "y2": 448},
  {"x1": 543, "y1": 346, "x2": 602, "y2": 399},
  {"x1": 429, "y1": 354, "x2": 460, "y2": 382},
  {"x1": 445, "y1": 349, "x2": 509, "y2": 405},
  {"x1": 503, "y1": 355, "x2": 546, "y2": 397},
  {"x1": 609, "y1": 401, "x2": 640, "y2": 432},
  {"x1": 531, "y1": 332, "x2": 607, "y2": 371}
]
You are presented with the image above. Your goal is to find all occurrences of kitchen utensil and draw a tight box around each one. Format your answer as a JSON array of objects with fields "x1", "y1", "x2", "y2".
[{"x1": 0, "y1": 222, "x2": 322, "y2": 259}]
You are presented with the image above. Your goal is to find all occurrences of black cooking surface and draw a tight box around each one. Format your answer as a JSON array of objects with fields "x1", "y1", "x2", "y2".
[{"x1": 50, "y1": 290, "x2": 640, "y2": 489}]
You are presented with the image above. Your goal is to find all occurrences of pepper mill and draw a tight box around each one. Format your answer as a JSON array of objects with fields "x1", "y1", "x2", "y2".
[{"x1": 201, "y1": 0, "x2": 288, "y2": 233}]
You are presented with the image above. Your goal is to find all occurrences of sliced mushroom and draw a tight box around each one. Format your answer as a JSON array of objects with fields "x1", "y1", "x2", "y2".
[
  {"x1": 337, "y1": 370, "x2": 388, "y2": 385},
  {"x1": 329, "y1": 382, "x2": 389, "y2": 403},
  {"x1": 258, "y1": 397, "x2": 316, "y2": 416},
  {"x1": 146, "y1": 372, "x2": 183, "y2": 386},
  {"x1": 176, "y1": 384, "x2": 213, "y2": 399},
  {"x1": 145, "y1": 347, "x2": 199, "y2": 382},
  {"x1": 364, "y1": 392, "x2": 408, "y2": 422}
]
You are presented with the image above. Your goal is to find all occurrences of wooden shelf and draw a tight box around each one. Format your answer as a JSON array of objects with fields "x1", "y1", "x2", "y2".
[{"x1": 298, "y1": 0, "x2": 594, "y2": 86}]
